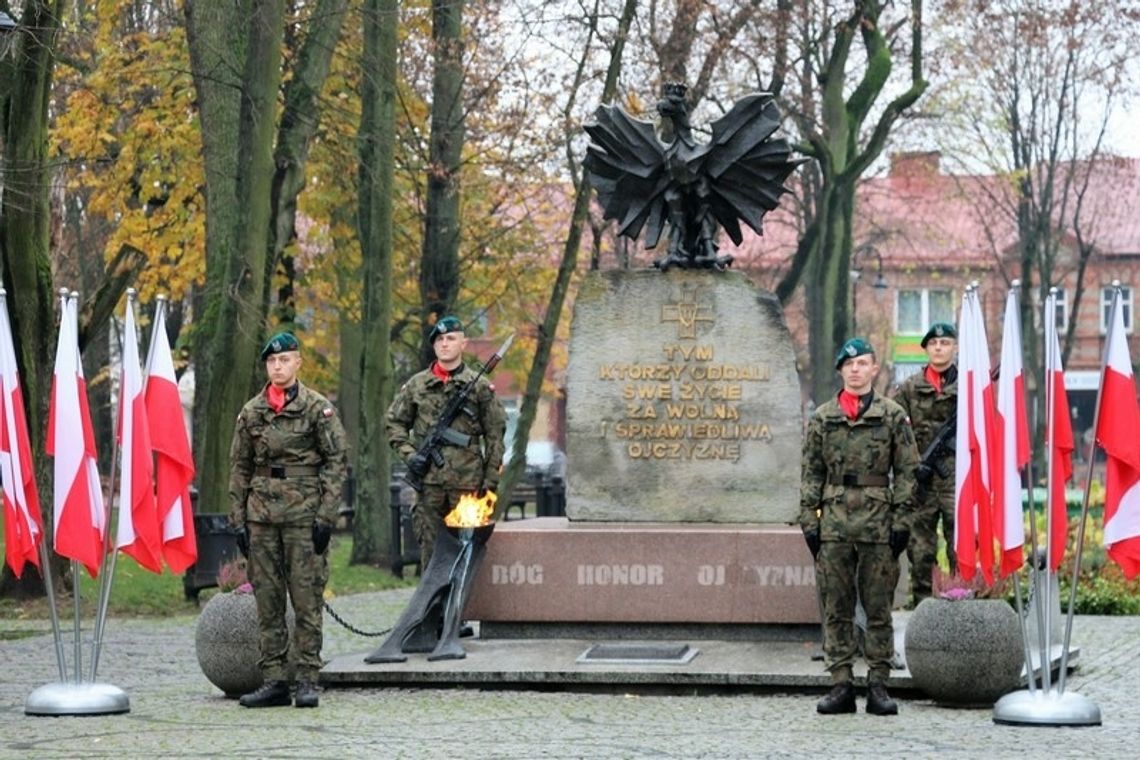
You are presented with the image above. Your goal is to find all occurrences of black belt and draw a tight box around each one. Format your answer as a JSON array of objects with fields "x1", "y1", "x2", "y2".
[
  {"x1": 255, "y1": 465, "x2": 320, "y2": 479},
  {"x1": 828, "y1": 473, "x2": 889, "y2": 487}
]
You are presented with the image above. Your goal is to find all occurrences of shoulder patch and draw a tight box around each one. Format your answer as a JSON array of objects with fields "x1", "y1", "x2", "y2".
[
  {"x1": 322, "y1": 407, "x2": 334, "y2": 417},
  {"x1": 488, "y1": 382, "x2": 496, "y2": 392}
]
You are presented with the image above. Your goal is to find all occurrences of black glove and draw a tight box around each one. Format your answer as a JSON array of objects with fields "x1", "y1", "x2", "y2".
[
  {"x1": 235, "y1": 525, "x2": 250, "y2": 559},
  {"x1": 803, "y1": 529, "x2": 821, "y2": 559},
  {"x1": 407, "y1": 450, "x2": 430, "y2": 478},
  {"x1": 312, "y1": 520, "x2": 333, "y2": 555},
  {"x1": 889, "y1": 529, "x2": 910, "y2": 559}
]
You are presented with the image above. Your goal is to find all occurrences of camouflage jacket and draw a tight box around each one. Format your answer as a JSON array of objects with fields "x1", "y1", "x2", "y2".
[
  {"x1": 892, "y1": 365, "x2": 957, "y2": 494},
  {"x1": 229, "y1": 382, "x2": 347, "y2": 527},
  {"x1": 799, "y1": 392, "x2": 920, "y2": 542},
  {"x1": 385, "y1": 363, "x2": 507, "y2": 489}
]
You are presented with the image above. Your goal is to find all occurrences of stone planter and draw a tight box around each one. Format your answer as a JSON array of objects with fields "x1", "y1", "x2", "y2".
[
  {"x1": 904, "y1": 597, "x2": 1023, "y2": 705},
  {"x1": 195, "y1": 591, "x2": 294, "y2": 698}
]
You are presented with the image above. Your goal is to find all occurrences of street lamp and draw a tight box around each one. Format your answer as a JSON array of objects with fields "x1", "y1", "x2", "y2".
[{"x1": 851, "y1": 246, "x2": 889, "y2": 334}]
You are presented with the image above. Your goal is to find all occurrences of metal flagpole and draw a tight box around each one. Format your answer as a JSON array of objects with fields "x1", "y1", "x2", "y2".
[
  {"x1": 1058, "y1": 284, "x2": 1120, "y2": 693},
  {"x1": 993, "y1": 288, "x2": 1100, "y2": 726},
  {"x1": 0, "y1": 287, "x2": 67, "y2": 681},
  {"x1": 90, "y1": 290, "x2": 132, "y2": 681},
  {"x1": 1004, "y1": 283, "x2": 1036, "y2": 695},
  {"x1": 25, "y1": 291, "x2": 128, "y2": 716}
]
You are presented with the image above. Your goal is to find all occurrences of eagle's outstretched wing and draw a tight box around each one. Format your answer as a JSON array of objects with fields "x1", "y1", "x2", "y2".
[
  {"x1": 697, "y1": 93, "x2": 802, "y2": 245},
  {"x1": 583, "y1": 104, "x2": 672, "y2": 248}
]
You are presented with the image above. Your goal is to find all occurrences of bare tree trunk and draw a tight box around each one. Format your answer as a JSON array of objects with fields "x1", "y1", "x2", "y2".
[
  {"x1": 263, "y1": 0, "x2": 349, "y2": 329},
  {"x1": 0, "y1": 0, "x2": 65, "y2": 599},
  {"x1": 352, "y1": 0, "x2": 398, "y2": 566},
  {"x1": 185, "y1": 0, "x2": 285, "y2": 516},
  {"x1": 418, "y1": 0, "x2": 465, "y2": 366},
  {"x1": 497, "y1": 0, "x2": 637, "y2": 510},
  {"x1": 774, "y1": 0, "x2": 927, "y2": 402}
]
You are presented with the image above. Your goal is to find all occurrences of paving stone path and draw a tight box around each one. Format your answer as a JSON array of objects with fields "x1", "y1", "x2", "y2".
[{"x1": 1, "y1": 589, "x2": 1135, "y2": 758}]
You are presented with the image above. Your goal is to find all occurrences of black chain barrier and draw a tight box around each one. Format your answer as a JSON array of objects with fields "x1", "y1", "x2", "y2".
[{"x1": 322, "y1": 600, "x2": 393, "y2": 638}]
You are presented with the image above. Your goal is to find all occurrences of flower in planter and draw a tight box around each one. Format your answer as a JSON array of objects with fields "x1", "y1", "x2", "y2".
[
  {"x1": 217, "y1": 557, "x2": 253, "y2": 594},
  {"x1": 931, "y1": 566, "x2": 1007, "y2": 602}
]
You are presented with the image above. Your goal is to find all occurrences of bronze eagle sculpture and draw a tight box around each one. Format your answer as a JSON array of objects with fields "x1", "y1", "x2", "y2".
[{"x1": 583, "y1": 83, "x2": 802, "y2": 271}]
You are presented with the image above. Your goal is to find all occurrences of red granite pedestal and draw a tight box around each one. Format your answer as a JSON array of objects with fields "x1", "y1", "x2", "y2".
[{"x1": 465, "y1": 518, "x2": 820, "y2": 637}]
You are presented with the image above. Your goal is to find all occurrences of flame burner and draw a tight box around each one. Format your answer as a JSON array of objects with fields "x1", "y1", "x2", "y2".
[{"x1": 364, "y1": 521, "x2": 496, "y2": 663}]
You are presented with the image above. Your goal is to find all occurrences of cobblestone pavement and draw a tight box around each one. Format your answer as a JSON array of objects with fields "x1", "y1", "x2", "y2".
[{"x1": 1, "y1": 589, "x2": 1136, "y2": 759}]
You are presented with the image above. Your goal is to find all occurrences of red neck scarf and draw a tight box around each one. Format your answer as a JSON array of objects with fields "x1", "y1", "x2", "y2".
[
  {"x1": 266, "y1": 384, "x2": 287, "y2": 413},
  {"x1": 431, "y1": 361, "x2": 451, "y2": 383},
  {"x1": 924, "y1": 364, "x2": 943, "y2": 395},
  {"x1": 838, "y1": 389, "x2": 864, "y2": 420}
]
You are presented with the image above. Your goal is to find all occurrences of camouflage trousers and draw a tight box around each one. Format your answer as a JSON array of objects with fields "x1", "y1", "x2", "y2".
[
  {"x1": 414, "y1": 484, "x2": 478, "y2": 569},
  {"x1": 907, "y1": 490, "x2": 957, "y2": 605},
  {"x1": 248, "y1": 521, "x2": 330, "y2": 682},
  {"x1": 817, "y1": 541, "x2": 899, "y2": 685}
]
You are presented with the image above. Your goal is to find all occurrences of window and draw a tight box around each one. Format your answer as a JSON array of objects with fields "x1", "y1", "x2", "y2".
[
  {"x1": 896, "y1": 288, "x2": 955, "y2": 334},
  {"x1": 1101, "y1": 286, "x2": 1134, "y2": 335},
  {"x1": 1031, "y1": 287, "x2": 1068, "y2": 333}
]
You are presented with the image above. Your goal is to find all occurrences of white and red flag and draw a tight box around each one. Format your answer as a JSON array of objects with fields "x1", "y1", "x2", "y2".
[
  {"x1": 0, "y1": 294, "x2": 44, "y2": 578},
  {"x1": 1097, "y1": 289, "x2": 1140, "y2": 578},
  {"x1": 115, "y1": 299, "x2": 162, "y2": 573},
  {"x1": 144, "y1": 299, "x2": 196, "y2": 572},
  {"x1": 47, "y1": 294, "x2": 105, "y2": 577},
  {"x1": 1044, "y1": 294, "x2": 1074, "y2": 573},
  {"x1": 954, "y1": 289, "x2": 997, "y2": 583},
  {"x1": 994, "y1": 288, "x2": 1029, "y2": 577}
]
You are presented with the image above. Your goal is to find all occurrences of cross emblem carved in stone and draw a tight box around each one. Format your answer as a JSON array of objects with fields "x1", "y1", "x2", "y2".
[{"x1": 661, "y1": 286, "x2": 714, "y2": 339}]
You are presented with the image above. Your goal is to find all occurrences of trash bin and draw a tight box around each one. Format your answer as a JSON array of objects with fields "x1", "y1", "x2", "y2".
[
  {"x1": 183, "y1": 513, "x2": 241, "y2": 603},
  {"x1": 535, "y1": 476, "x2": 566, "y2": 517}
]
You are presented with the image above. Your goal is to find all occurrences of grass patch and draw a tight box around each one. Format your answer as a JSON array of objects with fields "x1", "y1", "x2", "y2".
[{"x1": 1, "y1": 532, "x2": 415, "y2": 620}]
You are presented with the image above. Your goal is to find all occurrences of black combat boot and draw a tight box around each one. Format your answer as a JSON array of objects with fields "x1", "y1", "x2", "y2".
[
  {"x1": 294, "y1": 680, "x2": 319, "y2": 708},
  {"x1": 238, "y1": 680, "x2": 291, "y2": 708},
  {"x1": 816, "y1": 682, "x2": 857, "y2": 714},
  {"x1": 866, "y1": 683, "x2": 899, "y2": 715}
]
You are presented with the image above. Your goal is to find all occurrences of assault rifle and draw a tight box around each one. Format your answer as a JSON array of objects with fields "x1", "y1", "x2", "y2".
[
  {"x1": 403, "y1": 333, "x2": 514, "y2": 492},
  {"x1": 914, "y1": 416, "x2": 956, "y2": 501}
]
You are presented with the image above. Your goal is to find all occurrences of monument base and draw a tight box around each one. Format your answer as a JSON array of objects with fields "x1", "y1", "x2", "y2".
[{"x1": 465, "y1": 518, "x2": 819, "y2": 626}]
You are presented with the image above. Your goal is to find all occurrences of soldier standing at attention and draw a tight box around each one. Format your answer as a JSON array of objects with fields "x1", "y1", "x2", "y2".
[
  {"x1": 892, "y1": 322, "x2": 958, "y2": 606},
  {"x1": 386, "y1": 316, "x2": 507, "y2": 568},
  {"x1": 229, "y1": 332, "x2": 347, "y2": 709},
  {"x1": 799, "y1": 338, "x2": 919, "y2": 715}
]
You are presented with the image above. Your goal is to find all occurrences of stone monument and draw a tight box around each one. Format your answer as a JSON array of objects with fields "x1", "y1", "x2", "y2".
[
  {"x1": 566, "y1": 269, "x2": 801, "y2": 523},
  {"x1": 466, "y1": 84, "x2": 813, "y2": 635},
  {"x1": 466, "y1": 270, "x2": 817, "y2": 632}
]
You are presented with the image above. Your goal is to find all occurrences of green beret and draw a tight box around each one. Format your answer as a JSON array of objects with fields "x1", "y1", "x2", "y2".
[
  {"x1": 260, "y1": 331, "x2": 300, "y2": 361},
  {"x1": 921, "y1": 321, "x2": 958, "y2": 347},
  {"x1": 835, "y1": 338, "x2": 875, "y2": 370},
  {"x1": 428, "y1": 315, "x2": 464, "y2": 343}
]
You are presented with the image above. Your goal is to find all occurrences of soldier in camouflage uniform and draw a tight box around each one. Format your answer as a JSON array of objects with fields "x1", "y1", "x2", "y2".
[
  {"x1": 799, "y1": 338, "x2": 919, "y2": 716},
  {"x1": 892, "y1": 321, "x2": 958, "y2": 606},
  {"x1": 386, "y1": 316, "x2": 507, "y2": 568},
  {"x1": 228, "y1": 332, "x2": 347, "y2": 709}
]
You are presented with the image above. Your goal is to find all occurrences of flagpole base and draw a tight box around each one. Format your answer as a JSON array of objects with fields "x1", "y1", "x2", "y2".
[
  {"x1": 25, "y1": 681, "x2": 130, "y2": 716},
  {"x1": 992, "y1": 688, "x2": 1101, "y2": 726}
]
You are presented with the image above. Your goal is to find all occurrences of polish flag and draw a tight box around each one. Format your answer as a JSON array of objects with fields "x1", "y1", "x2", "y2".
[
  {"x1": 1044, "y1": 297, "x2": 1074, "y2": 573},
  {"x1": 1097, "y1": 290, "x2": 1140, "y2": 578},
  {"x1": 144, "y1": 300, "x2": 197, "y2": 572},
  {"x1": 47, "y1": 294, "x2": 105, "y2": 577},
  {"x1": 954, "y1": 289, "x2": 997, "y2": 583},
  {"x1": 994, "y1": 289, "x2": 1029, "y2": 577},
  {"x1": 115, "y1": 300, "x2": 162, "y2": 573},
  {"x1": 0, "y1": 295, "x2": 43, "y2": 578}
]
